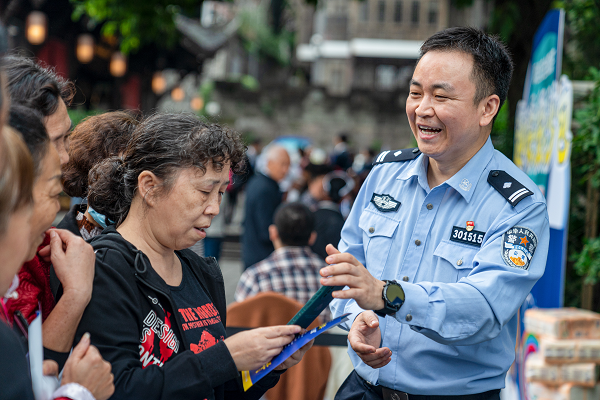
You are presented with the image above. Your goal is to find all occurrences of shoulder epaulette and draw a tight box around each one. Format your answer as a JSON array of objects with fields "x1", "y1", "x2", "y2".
[
  {"x1": 373, "y1": 148, "x2": 421, "y2": 165},
  {"x1": 487, "y1": 170, "x2": 533, "y2": 207}
]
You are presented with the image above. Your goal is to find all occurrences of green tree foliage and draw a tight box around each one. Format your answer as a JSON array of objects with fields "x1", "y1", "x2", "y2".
[
  {"x1": 572, "y1": 69, "x2": 600, "y2": 191},
  {"x1": 556, "y1": 0, "x2": 600, "y2": 79},
  {"x1": 570, "y1": 68, "x2": 600, "y2": 289},
  {"x1": 573, "y1": 238, "x2": 600, "y2": 285},
  {"x1": 70, "y1": 0, "x2": 199, "y2": 54},
  {"x1": 557, "y1": 1, "x2": 600, "y2": 309}
]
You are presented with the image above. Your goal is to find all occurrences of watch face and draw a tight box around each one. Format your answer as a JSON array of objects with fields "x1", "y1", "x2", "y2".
[{"x1": 386, "y1": 283, "x2": 405, "y2": 306}]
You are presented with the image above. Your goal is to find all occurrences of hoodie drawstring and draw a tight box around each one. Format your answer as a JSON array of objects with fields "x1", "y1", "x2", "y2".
[{"x1": 134, "y1": 251, "x2": 148, "y2": 274}]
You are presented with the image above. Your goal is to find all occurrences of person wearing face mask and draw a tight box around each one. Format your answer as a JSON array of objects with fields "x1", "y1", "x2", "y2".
[
  {"x1": 0, "y1": 125, "x2": 114, "y2": 400},
  {"x1": 59, "y1": 111, "x2": 140, "y2": 236},
  {"x1": 77, "y1": 113, "x2": 312, "y2": 400}
]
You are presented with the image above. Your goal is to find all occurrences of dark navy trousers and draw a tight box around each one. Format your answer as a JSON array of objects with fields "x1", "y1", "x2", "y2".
[{"x1": 335, "y1": 371, "x2": 501, "y2": 400}]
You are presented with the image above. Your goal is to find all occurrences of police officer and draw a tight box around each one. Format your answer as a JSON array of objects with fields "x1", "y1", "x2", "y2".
[{"x1": 321, "y1": 27, "x2": 549, "y2": 400}]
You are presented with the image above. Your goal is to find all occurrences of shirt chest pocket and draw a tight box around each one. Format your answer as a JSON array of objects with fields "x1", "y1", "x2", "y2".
[
  {"x1": 432, "y1": 240, "x2": 479, "y2": 282},
  {"x1": 358, "y1": 210, "x2": 399, "y2": 279}
]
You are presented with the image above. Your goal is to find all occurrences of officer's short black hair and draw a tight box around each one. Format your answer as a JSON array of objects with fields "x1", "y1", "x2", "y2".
[
  {"x1": 273, "y1": 202, "x2": 315, "y2": 247},
  {"x1": 420, "y1": 27, "x2": 514, "y2": 110}
]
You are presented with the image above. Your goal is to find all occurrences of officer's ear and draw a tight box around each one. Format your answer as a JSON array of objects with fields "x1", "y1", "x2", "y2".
[{"x1": 479, "y1": 94, "x2": 500, "y2": 128}]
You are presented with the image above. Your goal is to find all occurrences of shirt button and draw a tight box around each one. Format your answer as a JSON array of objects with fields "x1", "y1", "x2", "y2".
[
  {"x1": 406, "y1": 314, "x2": 413, "y2": 322},
  {"x1": 457, "y1": 259, "x2": 463, "y2": 266},
  {"x1": 426, "y1": 203, "x2": 433, "y2": 210},
  {"x1": 369, "y1": 227, "x2": 375, "y2": 234},
  {"x1": 402, "y1": 276, "x2": 409, "y2": 282},
  {"x1": 414, "y1": 239, "x2": 421, "y2": 246}
]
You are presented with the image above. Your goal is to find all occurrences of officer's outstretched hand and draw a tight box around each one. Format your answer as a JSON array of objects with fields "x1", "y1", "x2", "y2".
[
  {"x1": 349, "y1": 311, "x2": 392, "y2": 369},
  {"x1": 320, "y1": 244, "x2": 385, "y2": 311}
]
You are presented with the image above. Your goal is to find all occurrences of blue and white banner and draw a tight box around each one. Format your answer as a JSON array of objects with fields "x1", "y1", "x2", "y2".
[
  {"x1": 513, "y1": 9, "x2": 571, "y2": 309},
  {"x1": 509, "y1": 8, "x2": 573, "y2": 400}
]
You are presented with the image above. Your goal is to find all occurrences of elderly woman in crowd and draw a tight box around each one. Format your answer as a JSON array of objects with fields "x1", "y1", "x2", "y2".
[
  {"x1": 78, "y1": 113, "x2": 311, "y2": 400},
  {"x1": 0, "y1": 124, "x2": 114, "y2": 400}
]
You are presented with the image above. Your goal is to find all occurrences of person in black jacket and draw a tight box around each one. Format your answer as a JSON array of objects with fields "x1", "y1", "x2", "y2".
[
  {"x1": 82, "y1": 113, "x2": 311, "y2": 400},
  {"x1": 311, "y1": 171, "x2": 354, "y2": 260}
]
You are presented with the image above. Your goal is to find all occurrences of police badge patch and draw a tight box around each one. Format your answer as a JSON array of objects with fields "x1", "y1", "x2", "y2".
[
  {"x1": 502, "y1": 226, "x2": 538, "y2": 270},
  {"x1": 370, "y1": 193, "x2": 401, "y2": 212}
]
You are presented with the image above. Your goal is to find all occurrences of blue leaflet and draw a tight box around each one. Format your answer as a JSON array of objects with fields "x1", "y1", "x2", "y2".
[{"x1": 241, "y1": 313, "x2": 350, "y2": 391}]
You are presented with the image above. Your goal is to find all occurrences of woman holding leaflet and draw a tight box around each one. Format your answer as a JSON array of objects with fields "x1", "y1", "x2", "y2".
[{"x1": 78, "y1": 112, "x2": 311, "y2": 400}]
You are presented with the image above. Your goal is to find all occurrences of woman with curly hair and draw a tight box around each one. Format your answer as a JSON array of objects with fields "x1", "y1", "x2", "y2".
[{"x1": 78, "y1": 113, "x2": 310, "y2": 400}]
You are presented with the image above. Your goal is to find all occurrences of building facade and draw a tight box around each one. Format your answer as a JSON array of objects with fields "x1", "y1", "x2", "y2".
[
  {"x1": 297, "y1": 0, "x2": 490, "y2": 97},
  {"x1": 197, "y1": 0, "x2": 491, "y2": 151}
]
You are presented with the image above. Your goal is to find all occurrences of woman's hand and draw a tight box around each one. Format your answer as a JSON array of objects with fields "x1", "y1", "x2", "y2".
[
  {"x1": 44, "y1": 229, "x2": 95, "y2": 304},
  {"x1": 224, "y1": 325, "x2": 301, "y2": 371},
  {"x1": 274, "y1": 338, "x2": 314, "y2": 371},
  {"x1": 61, "y1": 333, "x2": 115, "y2": 400}
]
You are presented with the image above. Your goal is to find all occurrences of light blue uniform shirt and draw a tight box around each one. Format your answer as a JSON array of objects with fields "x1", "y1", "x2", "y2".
[{"x1": 330, "y1": 137, "x2": 549, "y2": 395}]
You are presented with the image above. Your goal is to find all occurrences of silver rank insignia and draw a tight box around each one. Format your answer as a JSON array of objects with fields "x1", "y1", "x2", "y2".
[
  {"x1": 502, "y1": 226, "x2": 537, "y2": 270},
  {"x1": 370, "y1": 193, "x2": 401, "y2": 212}
]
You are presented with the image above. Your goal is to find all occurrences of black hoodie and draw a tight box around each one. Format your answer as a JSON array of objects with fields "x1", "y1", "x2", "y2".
[{"x1": 73, "y1": 226, "x2": 281, "y2": 400}]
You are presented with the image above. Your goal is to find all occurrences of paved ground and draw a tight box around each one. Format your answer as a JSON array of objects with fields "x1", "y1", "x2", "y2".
[{"x1": 220, "y1": 256, "x2": 243, "y2": 305}]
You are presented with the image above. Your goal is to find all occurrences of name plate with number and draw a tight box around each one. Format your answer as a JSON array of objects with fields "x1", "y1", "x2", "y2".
[{"x1": 450, "y1": 226, "x2": 485, "y2": 247}]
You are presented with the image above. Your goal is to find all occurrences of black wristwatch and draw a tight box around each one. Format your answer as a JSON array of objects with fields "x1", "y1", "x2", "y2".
[{"x1": 374, "y1": 280, "x2": 405, "y2": 317}]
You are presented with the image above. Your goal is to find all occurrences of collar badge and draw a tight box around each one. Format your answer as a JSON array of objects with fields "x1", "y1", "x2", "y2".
[{"x1": 460, "y1": 178, "x2": 472, "y2": 191}]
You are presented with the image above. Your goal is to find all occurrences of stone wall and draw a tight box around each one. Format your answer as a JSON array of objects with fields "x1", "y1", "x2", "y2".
[{"x1": 208, "y1": 82, "x2": 415, "y2": 152}]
